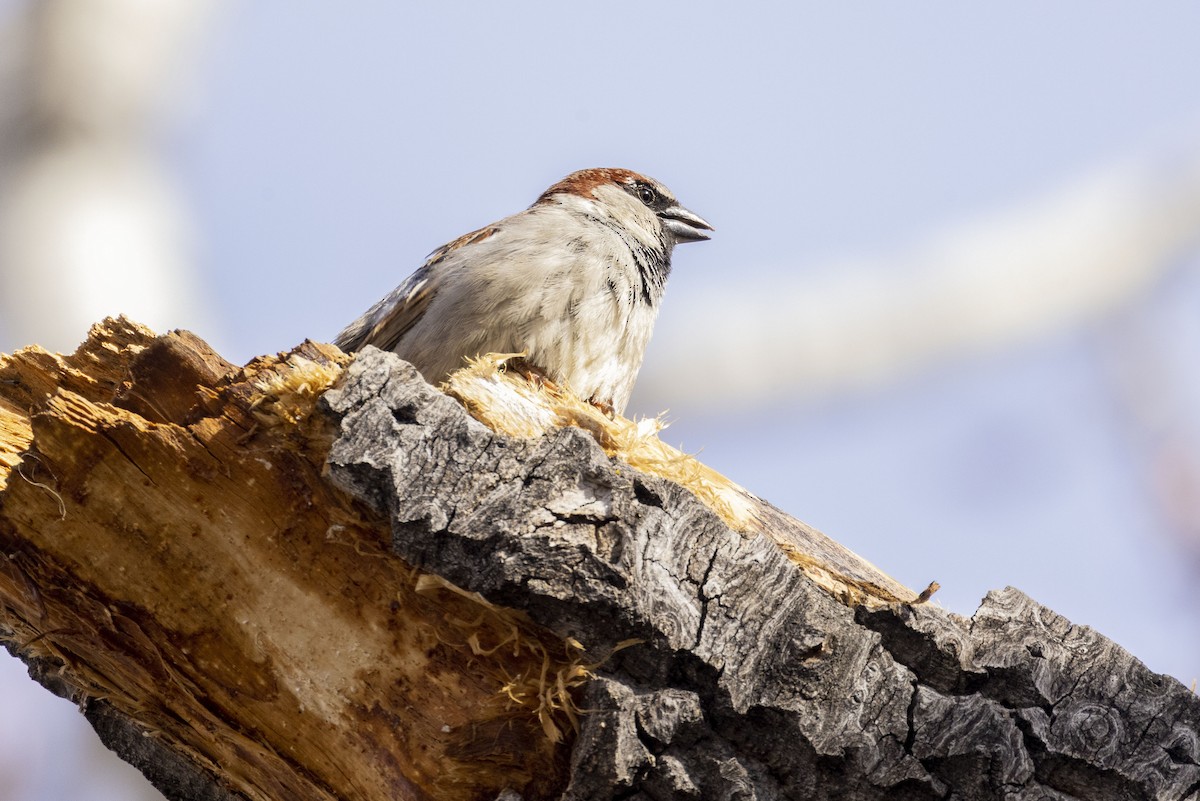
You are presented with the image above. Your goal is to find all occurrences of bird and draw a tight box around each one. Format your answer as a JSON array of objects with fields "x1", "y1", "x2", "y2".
[{"x1": 333, "y1": 167, "x2": 713, "y2": 416}]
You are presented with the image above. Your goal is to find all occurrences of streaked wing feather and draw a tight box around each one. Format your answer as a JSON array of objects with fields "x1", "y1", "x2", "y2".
[{"x1": 333, "y1": 225, "x2": 499, "y2": 353}]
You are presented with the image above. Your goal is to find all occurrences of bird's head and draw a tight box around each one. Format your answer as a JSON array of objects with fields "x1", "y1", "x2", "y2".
[{"x1": 535, "y1": 168, "x2": 714, "y2": 251}]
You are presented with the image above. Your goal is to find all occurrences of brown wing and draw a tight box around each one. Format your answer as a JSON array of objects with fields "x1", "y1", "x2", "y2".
[{"x1": 333, "y1": 225, "x2": 499, "y2": 353}]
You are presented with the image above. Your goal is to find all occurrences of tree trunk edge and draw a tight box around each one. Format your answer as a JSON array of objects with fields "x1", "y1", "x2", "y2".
[
  {"x1": 324, "y1": 347, "x2": 1200, "y2": 801},
  {"x1": 1, "y1": 322, "x2": 1197, "y2": 801}
]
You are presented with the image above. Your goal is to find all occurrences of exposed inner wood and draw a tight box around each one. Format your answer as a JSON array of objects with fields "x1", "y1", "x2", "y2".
[{"x1": 0, "y1": 318, "x2": 572, "y2": 801}]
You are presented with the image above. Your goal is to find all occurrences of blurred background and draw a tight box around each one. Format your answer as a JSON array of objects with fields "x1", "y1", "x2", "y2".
[{"x1": 2, "y1": 2, "x2": 1200, "y2": 798}]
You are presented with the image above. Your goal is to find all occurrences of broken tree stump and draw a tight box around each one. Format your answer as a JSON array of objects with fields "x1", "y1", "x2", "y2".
[{"x1": 1, "y1": 317, "x2": 1197, "y2": 801}]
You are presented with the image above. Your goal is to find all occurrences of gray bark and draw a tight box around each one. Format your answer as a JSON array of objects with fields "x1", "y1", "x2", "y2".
[{"x1": 324, "y1": 348, "x2": 1200, "y2": 801}]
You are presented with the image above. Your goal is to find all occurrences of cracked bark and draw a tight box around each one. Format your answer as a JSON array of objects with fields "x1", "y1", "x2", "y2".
[
  {"x1": 1, "y1": 320, "x2": 1198, "y2": 801},
  {"x1": 324, "y1": 348, "x2": 1200, "y2": 801}
]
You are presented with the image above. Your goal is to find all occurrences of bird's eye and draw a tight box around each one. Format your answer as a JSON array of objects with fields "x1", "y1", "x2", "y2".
[{"x1": 637, "y1": 184, "x2": 657, "y2": 206}]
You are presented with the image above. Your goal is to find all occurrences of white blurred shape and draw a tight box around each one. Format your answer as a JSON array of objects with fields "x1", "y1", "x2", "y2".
[
  {"x1": 33, "y1": 0, "x2": 211, "y2": 134},
  {"x1": 0, "y1": 0, "x2": 220, "y2": 353},
  {"x1": 0, "y1": 144, "x2": 199, "y2": 346},
  {"x1": 639, "y1": 146, "x2": 1200, "y2": 411}
]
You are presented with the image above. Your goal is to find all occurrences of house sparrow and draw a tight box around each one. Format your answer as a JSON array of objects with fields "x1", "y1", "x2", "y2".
[{"x1": 333, "y1": 167, "x2": 713, "y2": 416}]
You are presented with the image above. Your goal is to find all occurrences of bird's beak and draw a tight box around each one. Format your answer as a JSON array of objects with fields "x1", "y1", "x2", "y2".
[{"x1": 659, "y1": 204, "x2": 714, "y2": 243}]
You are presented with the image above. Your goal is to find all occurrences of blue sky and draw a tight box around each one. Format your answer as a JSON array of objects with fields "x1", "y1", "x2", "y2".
[{"x1": 171, "y1": 2, "x2": 1200, "y2": 680}]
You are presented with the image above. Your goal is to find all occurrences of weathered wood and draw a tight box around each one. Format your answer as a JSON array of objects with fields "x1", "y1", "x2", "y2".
[
  {"x1": 326, "y1": 347, "x2": 1200, "y2": 801},
  {"x1": 439, "y1": 355, "x2": 918, "y2": 608},
  {"x1": 0, "y1": 318, "x2": 572, "y2": 801},
  {"x1": 2, "y1": 319, "x2": 1198, "y2": 800}
]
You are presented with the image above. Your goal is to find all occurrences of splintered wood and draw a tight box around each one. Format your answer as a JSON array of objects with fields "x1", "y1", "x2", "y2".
[
  {"x1": 0, "y1": 318, "x2": 572, "y2": 801},
  {"x1": 4, "y1": 319, "x2": 1190, "y2": 801},
  {"x1": 445, "y1": 354, "x2": 919, "y2": 608},
  {"x1": 0, "y1": 317, "x2": 925, "y2": 801}
]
